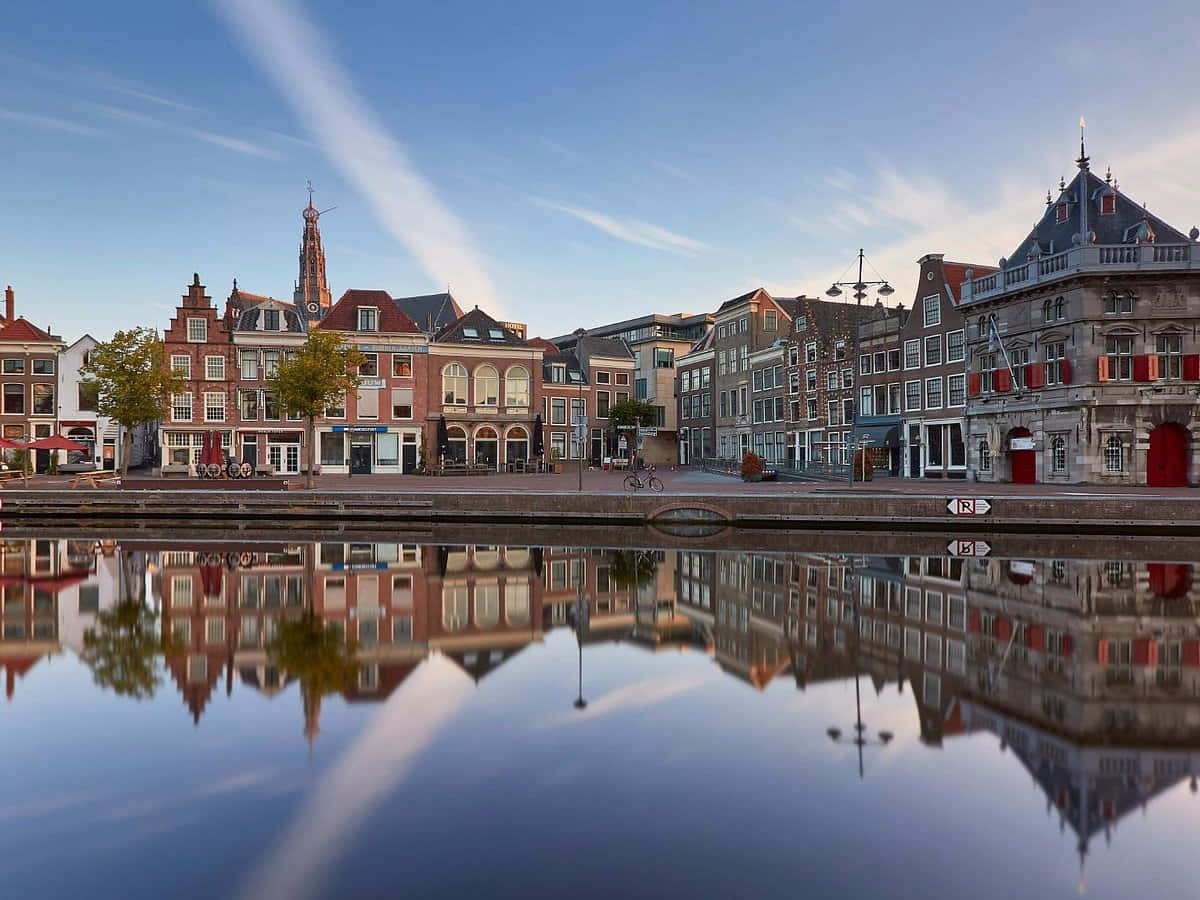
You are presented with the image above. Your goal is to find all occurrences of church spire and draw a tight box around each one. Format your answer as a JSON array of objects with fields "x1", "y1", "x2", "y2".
[{"x1": 294, "y1": 180, "x2": 332, "y2": 320}]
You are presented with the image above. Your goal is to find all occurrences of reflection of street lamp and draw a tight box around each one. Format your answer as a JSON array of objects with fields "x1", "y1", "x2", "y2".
[
  {"x1": 826, "y1": 555, "x2": 893, "y2": 778},
  {"x1": 573, "y1": 546, "x2": 588, "y2": 709},
  {"x1": 573, "y1": 328, "x2": 586, "y2": 493}
]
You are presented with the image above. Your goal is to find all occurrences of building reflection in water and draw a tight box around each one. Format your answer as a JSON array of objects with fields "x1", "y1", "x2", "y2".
[{"x1": 4, "y1": 536, "x2": 1200, "y2": 867}]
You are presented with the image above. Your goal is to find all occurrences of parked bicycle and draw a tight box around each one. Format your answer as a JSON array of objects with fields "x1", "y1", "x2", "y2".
[{"x1": 624, "y1": 465, "x2": 664, "y2": 493}]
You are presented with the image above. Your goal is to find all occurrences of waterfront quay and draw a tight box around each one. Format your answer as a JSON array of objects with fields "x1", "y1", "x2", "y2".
[{"x1": 8, "y1": 467, "x2": 1200, "y2": 534}]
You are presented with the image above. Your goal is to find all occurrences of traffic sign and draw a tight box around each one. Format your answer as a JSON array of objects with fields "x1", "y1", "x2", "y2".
[
  {"x1": 947, "y1": 539, "x2": 990, "y2": 557},
  {"x1": 947, "y1": 498, "x2": 991, "y2": 516}
]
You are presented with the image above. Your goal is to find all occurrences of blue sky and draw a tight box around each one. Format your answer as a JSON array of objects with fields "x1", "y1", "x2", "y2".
[{"x1": 3, "y1": 0, "x2": 1200, "y2": 342}]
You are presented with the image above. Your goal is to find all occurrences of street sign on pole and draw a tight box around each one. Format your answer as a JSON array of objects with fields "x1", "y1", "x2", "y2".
[
  {"x1": 947, "y1": 539, "x2": 990, "y2": 557},
  {"x1": 638, "y1": 427, "x2": 658, "y2": 437},
  {"x1": 947, "y1": 498, "x2": 991, "y2": 516}
]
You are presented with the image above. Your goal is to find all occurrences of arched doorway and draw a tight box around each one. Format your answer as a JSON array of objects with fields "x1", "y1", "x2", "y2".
[
  {"x1": 504, "y1": 426, "x2": 528, "y2": 467},
  {"x1": 1148, "y1": 423, "x2": 1189, "y2": 487},
  {"x1": 1007, "y1": 427, "x2": 1035, "y2": 484},
  {"x1": 446, "y1": 426, "x2": 467, "y2": 463},
  {"x1": 66, "y1": 427, "x2": 95, "y2": 467},
  {"x1": 474, "y1": 426, "x2": 499, "y2": 469}
]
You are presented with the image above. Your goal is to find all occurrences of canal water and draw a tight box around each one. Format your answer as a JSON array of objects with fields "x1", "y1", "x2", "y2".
[{"x1": 3, "y1": 536, "x2": 1199, "y2": 899}]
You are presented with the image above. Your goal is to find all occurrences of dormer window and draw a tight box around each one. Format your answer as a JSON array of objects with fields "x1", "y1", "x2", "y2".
[
  {"x1": 488, "y1": 328, "x2": 504, "y2": 340},
  {"x1": 569, "y1": 371, "x2": 583, "y2": 383},
  {"x1": 264, "y1": 309, "x2": 280, "y2": 331},
  {"x1": 550, "y1": 364, "x2": 566, "y2": 383},
  {"x1": 462, "y1": 326, "x2": 479, "y2": 339},
  {"x1": 1055, "y1": 202, "x2": 1069, "y2": 224},
  {"x1": 1100, "y1": 193, "x2": 1116, "y2": 216},
  {"x1": 358, "y1": 307, "x2": 378, "y2": 331}
]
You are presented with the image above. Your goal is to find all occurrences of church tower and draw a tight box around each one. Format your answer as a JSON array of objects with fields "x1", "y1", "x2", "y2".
[{"x1": 294, "y1": 181, "x2": 332, "y2": 321}]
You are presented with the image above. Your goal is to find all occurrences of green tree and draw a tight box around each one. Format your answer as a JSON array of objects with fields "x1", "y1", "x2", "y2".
[
  {"x1": 268, "y1": 330, "x2": 364, "y2": 488},
  {"x1": 607, "y1": 549, "x2": 657, "y2": 589},
  {"x1": 81, "y1": 327, "x2": 184, "y2": 476},
  {"x1": 607, "y1": 398, "x2": 657, "y2": 429},
  {"x1": 269, "y1": 612, "x2": 360, "y2": 745},
  {"x1": 82, "y1": 600, "x2": 165, "y2": 700}
]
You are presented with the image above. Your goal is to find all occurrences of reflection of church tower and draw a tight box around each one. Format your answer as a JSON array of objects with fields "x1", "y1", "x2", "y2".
[
  {"x1": 294, "y1": 181, "x2": 332, "y2": 323},
  {"x1": 302, "y1": 680, "x2": 322, "y2": 746}
]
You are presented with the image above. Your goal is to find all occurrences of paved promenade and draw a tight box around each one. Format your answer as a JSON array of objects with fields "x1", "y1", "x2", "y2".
[{"x1": 9, "y1": 466, "x2": 1200, "y2": 497}]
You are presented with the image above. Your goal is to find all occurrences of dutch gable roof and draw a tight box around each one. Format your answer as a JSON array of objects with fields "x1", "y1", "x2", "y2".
[{"x1": 319, "y1": 289, "x2": 421, "y2": 334}]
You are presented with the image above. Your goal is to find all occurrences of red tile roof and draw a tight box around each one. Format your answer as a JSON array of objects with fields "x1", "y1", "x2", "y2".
[
  {"x1": 0, "y1": 317, "x2": 59, "y2": 342},
  {"x1": 318, "y1": 290, "x2": 421, "y2": 334},
  {"x1": 943, "y1": 261, "x2": 998, "y2": 304},
  {"x1": 526, "y1": 337, "x2": 559, "y2": 352}
]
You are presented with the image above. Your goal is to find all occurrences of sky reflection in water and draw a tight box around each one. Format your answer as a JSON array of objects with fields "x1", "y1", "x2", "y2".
[{"x1": 2, "y1": 537, "x2": 1199, "y2": 899}]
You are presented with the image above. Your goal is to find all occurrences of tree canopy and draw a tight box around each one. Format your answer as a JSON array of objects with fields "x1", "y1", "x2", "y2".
[
  {"x1": 607, "y1": 398, "x2": 658, "y2": 429},
  {"x1": 80, "y1": 328, "x2": 184, "y2": 474},
  {"x1": 81, "y1": 601, "x2": 166, "y2": 700},
  {"x1": 268, "y1": 330, "x2": 363, "y2": 487}
]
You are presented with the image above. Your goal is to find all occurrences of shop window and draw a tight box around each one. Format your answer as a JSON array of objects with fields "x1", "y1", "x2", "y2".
[
  {"x1": 377, "y1": 433, "x2": 399, "y2": 466},
  {"x1": 320, "y1": 432, "x2": 344, "y2": 465}
]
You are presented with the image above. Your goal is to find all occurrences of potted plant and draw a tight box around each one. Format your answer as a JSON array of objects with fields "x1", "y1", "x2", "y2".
[
  {"x1": 740, "y1": 451, "x2": 764, "y2": 482},
  {"x1": 852, "y1": 448, "x2": 875, "y2": 482},
  {"x1": 550, "y1": 447, "x2": 563, "y2": 474}
]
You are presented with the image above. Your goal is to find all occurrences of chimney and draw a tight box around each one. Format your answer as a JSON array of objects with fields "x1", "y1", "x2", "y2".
[{"x1": 4, "y1": 286, "x2": 12, "y2": 323}]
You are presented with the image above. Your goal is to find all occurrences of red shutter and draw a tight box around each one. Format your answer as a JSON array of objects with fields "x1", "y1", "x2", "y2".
[
  {"x1": 994, "y1": 616, "x2": 1012, "y2": 641},
  {"x1": 967, "y1": 609, "x2": 981, "y2": 632},
  {"x1": 1060, "y1": 358, "x2": 1072, "y2": 385},
  {"x1": 967, "y1": 372, "x2": 981, "y2": 397},
  {"x1": 1184, "y1": 354, "x2": 1200, "y2": 381},
  {"x1": 1026, "y1": 625, "x2": 1046, "y2": 650},
  {"x1": 1060, "y1": 635, "x2": 1073, "y2": 656},
  {"x1": 1133, "y1": 354, "x2": 1150, "y2": 382},
  {"x1": 1183, "y1": 640, "x2": 1200, "y2": 667},
  {"x1": 1133, "y1": 638, "x2": 1151, "y2": 665},
  {"x1": 994, "y1": 368, "x2": 1011, "y2": 392},
  {"x1": 1097, "y1": 639, "x2": 1109, "y2": 664},
  {"x1": 1025, "y1": 362, "x2": 1045, "y2": 389}
]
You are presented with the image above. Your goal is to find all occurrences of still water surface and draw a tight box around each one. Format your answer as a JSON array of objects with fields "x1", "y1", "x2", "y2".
[{"x1": 3, "y1": 536, "x2": 1200, "y2": 898}]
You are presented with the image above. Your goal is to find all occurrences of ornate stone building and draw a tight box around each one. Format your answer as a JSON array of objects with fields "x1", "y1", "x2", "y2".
[{"x1": 962, "y1": 140, "x2": 1200, "y2": 485}]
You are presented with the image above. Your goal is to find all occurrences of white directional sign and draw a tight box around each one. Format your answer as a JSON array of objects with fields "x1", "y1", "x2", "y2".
[
  {"x1": 947, "y1": 498, "x2": 991, "y2": 516},
  {"x1": 947, "y1": 539, "x2": 991, "y2": 557},
  {"x1": 639, "y1": 427, "x2": 659, "y2": 437}
]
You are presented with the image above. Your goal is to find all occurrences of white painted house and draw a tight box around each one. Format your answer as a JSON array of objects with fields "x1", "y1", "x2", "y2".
[{"x1": 58, "y1": 334, "x2": 153, "y2": 471}]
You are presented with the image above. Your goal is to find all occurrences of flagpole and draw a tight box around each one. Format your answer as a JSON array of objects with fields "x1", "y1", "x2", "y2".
[{"x1": 989, "y1": 317, "x2": 1019, "y2": 390}]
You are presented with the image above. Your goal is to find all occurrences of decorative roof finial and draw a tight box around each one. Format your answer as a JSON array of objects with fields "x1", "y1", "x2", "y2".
[
  {"x1": 1059, "y1": 175, "x2": 1066, "y2": 192},
  {"x1": 306, "y1": 178, "x2": 315, "y2": 208},
  {"x1": 1105, "y1": 165, "x2": 1112, "y2": 185},
  {"x1": 1076, "y1": 116, "x2": 1090, "y2": 170},
  {"x1": 1046, "y1": 189, "x2": 1053, "y2": 206},
  {"x1": 232, "y1": 277, "x2": 238, "y2": 291}
]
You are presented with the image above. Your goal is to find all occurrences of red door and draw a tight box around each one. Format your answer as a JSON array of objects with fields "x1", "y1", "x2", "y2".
[
  {"x1": 1148, "y1": 423, "x2": 1189, "y2": 487},
  {"x1": 1008, "y1": 427, "x2": 1035, "y2": 484}
]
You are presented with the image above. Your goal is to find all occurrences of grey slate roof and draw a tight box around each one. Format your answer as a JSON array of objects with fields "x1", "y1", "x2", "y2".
[
  {"x1": 1004, "y1": 168, "x2": 1190, "y2": 269},
  {"x1": 235, "y1": 300, "x2": 305, "y2": 333},
  {"x1": 575, "y1": 335, "x2": 633, "y2": 360},
  {"x1": 541, "y1": 349, "x2": 588, "y2": 384},
  {"x1": 394, "y1": 292, "x2": 463, "y2": 334},
  {"x1": 434, "y1": 306, "x2": 527, "y2": 346}
]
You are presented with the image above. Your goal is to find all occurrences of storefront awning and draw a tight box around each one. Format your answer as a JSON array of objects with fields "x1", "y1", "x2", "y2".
[{"x1": 853, "y1": 423, "x2": 900, "y2": 447}]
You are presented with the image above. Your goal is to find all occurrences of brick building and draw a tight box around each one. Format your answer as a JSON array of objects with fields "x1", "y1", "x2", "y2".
[
  {"x1": 536, "y1": 340, "x2": 589, "y2": 466},
  {"x1": 0, "y1": 286, "x2": 66, "y2": 471},
  {"x1": 317, "y1": 290, "x2": 429, "y2": 475},
  {"x1": 430, "y1": 307, "x2": 543, "y2": 470},
  {"x1": 162, "y1": 275, "x2": 237, "y2": 472},
  {"x1": 676, "y1": 330, "x2": 714, "y2": 465},
  {"x1": 962, "y1": 142, "x2": 1200, "y2": 484}
]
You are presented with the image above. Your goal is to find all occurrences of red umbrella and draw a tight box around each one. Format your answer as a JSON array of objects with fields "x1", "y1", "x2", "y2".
[
  {"x1": 200, "y1": 430, "x2": 212, "y2": 467},
  {"x1": 25, "y1": 435, "x2": 88, "y2": 452},
  {"x1": 0, "y1": 437, "x2": 24, "y2": 450}
]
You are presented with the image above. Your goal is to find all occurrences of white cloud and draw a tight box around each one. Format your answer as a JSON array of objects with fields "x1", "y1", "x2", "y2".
[
  {"x1": 213, "y1": 0, "x2": 500, "y2": 313},
  {"x1": 93, "y1": 103, "x2": 280, "y2": 160},
  {"x1": 0, "y1": 106, "x2": 107, "y2": 137},
  {"x1": 651, "y1": 160, "x2": 695, "y2": 182},
  {"x1": 824, "y1": 167, "x2": 856, "y2": 191},
  {"x1": 536, "y1": 198, "x2": 711, "y2": 256}
]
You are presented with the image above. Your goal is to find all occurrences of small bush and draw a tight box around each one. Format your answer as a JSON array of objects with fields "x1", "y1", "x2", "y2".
[{"x1": 740, "y1": 451, "x2": 764, "y2": 481}]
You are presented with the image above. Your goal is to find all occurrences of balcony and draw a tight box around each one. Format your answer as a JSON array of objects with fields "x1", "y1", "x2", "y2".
[{"x1": 961, "y1": 243, "x2": 1198, "y2": 305}]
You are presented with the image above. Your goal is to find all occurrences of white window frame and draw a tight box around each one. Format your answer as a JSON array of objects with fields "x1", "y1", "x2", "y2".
[
  {"x1": 186, "y1": 318, "x2": 207, "y2": 343},
  {"x1": 922, "y1": 294, "x2": 941, "y2": 328},
  {"x1": 205, "y1": 355, "x2": 225, "y2": 380}
]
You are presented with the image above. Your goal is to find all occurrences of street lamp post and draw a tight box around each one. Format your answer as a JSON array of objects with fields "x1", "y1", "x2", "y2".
[
  {"x1": 574, "y1": 545, "x2": 588, "y2": 710},
  {"x1": 825, "y1": 248, "x2": 895, "y2": 305},
  {"x1": 573, "y1": 328, "x2": 586, "y2": 493}
]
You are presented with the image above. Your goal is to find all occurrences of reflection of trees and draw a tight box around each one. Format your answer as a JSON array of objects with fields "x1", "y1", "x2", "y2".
[
  {"x1": 82, "y1": 601, "x2": 164, "y2": 700},
  {"x1": 269, "y1": 612, "x2": 359, "y2": 744},
  {"x1": 607, "y1": 549, "x2": 656, "y2": 589}
]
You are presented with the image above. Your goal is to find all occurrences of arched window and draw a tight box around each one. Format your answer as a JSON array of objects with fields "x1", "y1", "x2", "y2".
[
  {"x1": 1104, "y1": 435, "x2": 1124, "y2": 473},
  {"x1": 475, "y1": 365, "x2": 499, "y2": 406},
  {"x1": 1042, "y1": 299, "x2": 1052, "y2": 323},
  {"x1": 1054, "y1": 296, "x2": 1065, "y2": 320},
  {"x1": 442, "y1": 363, "x2": 467, "y2": 405},
  {"x1": 505, "y1": 580, "x2": 530, "y2": 625},
  {"x1": 1051, "y1": 435, "x2": 1066, "y2": 474},
  {"x1": 977, "y1": 316, "x2": 987, "y2": 338},
  {"x1": 977, "y1": 438, "x2": 991, "y2": 473},
  {"x1": 446, "y1": 426, "x2": 467, "y2": 462},
  {"x1": 442, "y1": 584, "x2": 468, "y2": 631},
  {"x1": 505, "y1": 366, "x2": 530, "y2": 407},
  {"x1": 475, "y1": 582, "x2": 499, "y2": 629}
]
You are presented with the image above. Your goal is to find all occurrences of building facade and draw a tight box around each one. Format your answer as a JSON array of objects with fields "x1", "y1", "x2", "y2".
[
  {"x1": 0, "y1": 286, "x2": 66, "y2": 471},
  {"x1": 676, "y1": 331, "x2": 714, "y2": 465},
  {"x1": 962, "y1": 145, "x2": 1200, "y2": 485}
]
